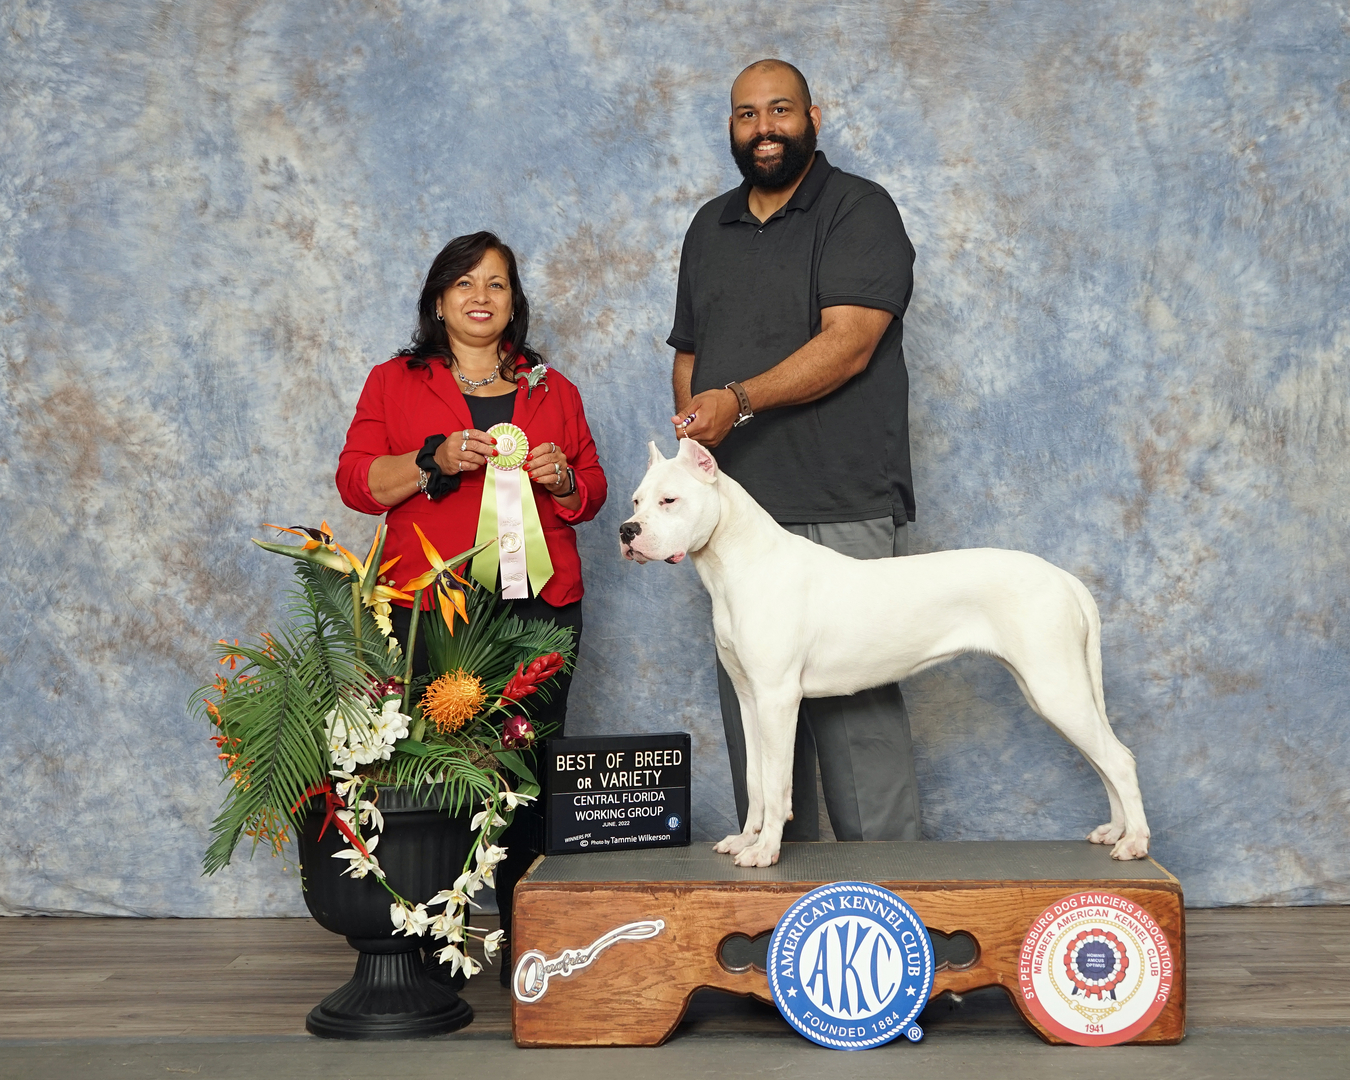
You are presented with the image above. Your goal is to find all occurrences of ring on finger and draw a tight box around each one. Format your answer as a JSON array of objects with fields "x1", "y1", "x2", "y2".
[{"x1": 460, "y1": 436, "x2": 468, "y2": 452}]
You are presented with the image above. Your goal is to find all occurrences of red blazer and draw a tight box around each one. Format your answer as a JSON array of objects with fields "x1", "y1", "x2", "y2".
[{"x1": 337, "y1": 358, "x2": 607, "y2": 607}]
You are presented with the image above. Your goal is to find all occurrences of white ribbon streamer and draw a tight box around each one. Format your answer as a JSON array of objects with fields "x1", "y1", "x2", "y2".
[{"x1": 496, "y1": 468, "x2": 528, "y2": 599}]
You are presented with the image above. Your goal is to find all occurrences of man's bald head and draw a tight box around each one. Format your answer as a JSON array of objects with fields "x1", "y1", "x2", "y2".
[{"x1": 732, "y1": 59, "x2": 812, "y2": 110}]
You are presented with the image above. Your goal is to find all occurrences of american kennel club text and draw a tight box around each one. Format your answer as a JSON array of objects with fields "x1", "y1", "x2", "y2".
[{"x1": 769, "y1": 882, "x2": 935, "y2": 1050}]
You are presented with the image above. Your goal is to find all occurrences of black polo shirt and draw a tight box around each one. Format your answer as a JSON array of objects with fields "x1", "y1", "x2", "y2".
[{"x1": 667, "y1": 152, "x2": 916, "y2": 524}]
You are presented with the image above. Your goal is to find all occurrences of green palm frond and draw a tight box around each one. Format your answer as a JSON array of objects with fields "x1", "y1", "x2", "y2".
[
  {"x1": 194, "y1": 565, "x2": 400, "y2": 874},
  {"x1": 294, "y1": 562, "x2": 404, "y2": 678},
  {"x1": 381, "y1": 741, "x2": 503, "y2": 815}
]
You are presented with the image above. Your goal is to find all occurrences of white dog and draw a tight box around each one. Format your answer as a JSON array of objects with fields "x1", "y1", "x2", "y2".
[{"x1": 620, "y1": 439, "x2": 1151, "y2": 868}]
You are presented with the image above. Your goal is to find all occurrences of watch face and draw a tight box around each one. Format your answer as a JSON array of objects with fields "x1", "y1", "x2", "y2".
[{"x1": 733, "y1": 414, "x2": 752, "y2": 427}]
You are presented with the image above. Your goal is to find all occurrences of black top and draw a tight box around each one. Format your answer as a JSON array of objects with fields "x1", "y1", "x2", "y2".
[
  {"x1": 668, "y1": 152, "x2": 916, "y2": 523},
  {"x1": 464, "y1": 387, "x2": 518, "y2": 431}
]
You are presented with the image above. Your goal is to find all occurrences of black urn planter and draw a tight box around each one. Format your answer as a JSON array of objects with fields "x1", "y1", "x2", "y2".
[{"x1": 299, "y1": 786, "x2": 475, "y2": 1039}]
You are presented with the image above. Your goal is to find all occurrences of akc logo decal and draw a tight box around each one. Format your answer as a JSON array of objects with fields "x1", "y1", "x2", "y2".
[
  {"x1": 768, "y1": 881, "x2": 934, "y2": 1050},
  {"x1": 1019, "y1": 890, "x2": 1174, "y2": 1046}
]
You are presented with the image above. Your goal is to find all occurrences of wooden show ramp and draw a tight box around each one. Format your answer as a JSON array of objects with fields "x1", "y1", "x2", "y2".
[{"x1": 510, "y1": 840, "x2": 1184, "y2": 1047}]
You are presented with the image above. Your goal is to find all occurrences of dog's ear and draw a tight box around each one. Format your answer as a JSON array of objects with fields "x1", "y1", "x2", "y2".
[
  {"x1": 646, "y1": 441, "x2": 666, "y2": 470},
  {"x1": 675, "y1": 438, "x2": 718, "y2": 483}
]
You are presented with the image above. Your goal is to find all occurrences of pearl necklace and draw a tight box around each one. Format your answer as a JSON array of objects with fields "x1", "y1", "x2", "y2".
[{"x1": 456, "y1": 368, "x2": 498, "y2": 393}]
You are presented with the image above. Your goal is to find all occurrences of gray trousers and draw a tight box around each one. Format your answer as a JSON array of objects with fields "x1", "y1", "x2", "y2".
[{"x1": 716, "y1": 517, "x2": 922, "y2": 842}]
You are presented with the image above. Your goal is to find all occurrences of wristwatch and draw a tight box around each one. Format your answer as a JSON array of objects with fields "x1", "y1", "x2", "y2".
[{"x1": 725, "y1": 381, "x2": 754, "y2": 427}]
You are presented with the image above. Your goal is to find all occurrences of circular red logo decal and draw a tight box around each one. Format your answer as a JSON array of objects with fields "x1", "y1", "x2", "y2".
[{"x1": 1018, "y1": 891, "x2": 1174, "y2": 1046}]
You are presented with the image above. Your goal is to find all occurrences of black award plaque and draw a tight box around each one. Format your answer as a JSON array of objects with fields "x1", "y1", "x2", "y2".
[{"x1": 544, "y1": 732, "x2": 691, "y2": 854}]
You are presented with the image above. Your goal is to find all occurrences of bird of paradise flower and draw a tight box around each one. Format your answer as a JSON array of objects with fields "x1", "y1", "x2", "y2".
[
  {"x1": 401, "y1": 523, "x2": 479, "y2": 633},
  {"x1": 254, "y1": 522, "x2": 413, "y2": 639}
]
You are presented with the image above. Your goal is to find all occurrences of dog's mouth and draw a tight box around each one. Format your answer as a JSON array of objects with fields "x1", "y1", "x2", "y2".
[{"x1": 622, "y1": 543, "x2": 683, "y2": 565}]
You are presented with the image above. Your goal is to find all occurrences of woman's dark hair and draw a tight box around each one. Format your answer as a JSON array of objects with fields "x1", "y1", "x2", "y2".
[{"x1": 399, "y1": 231, "x2": 544, "y2": 376}]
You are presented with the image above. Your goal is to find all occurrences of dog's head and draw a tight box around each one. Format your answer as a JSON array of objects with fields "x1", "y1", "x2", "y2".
[{"x1": 619, "y1": 440, "x2": 722, "y2": 564}]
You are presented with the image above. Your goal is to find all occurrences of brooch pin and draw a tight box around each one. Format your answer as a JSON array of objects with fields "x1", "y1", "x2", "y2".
[{"x1": 521, "y1": 363, "x2": 550, "y2": 399}]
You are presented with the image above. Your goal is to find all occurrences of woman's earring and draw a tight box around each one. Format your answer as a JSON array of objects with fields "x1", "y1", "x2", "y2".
[{"x1": 436, "y1": 312, "x2": 444, "y2": 322}]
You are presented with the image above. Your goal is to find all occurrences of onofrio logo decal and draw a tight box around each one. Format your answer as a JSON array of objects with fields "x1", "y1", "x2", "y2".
[
  {"x1": 768, "y1": 881, "x2": 934, "y2": 1050},
  {"x1": 1019, "y1": 890, "x2": 1174, "y2": 1046}
]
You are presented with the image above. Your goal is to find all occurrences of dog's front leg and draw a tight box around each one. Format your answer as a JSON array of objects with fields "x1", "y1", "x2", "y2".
[
  {"x1": 732, "y1": 691, "x2": 799, "y2": 868},
  {"x1": 714, "y1": 669, "x2": 765, "y2": 856}
]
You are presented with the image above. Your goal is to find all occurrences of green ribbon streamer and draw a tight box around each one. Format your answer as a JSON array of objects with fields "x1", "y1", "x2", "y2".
[
  {"x1": 471, "y1": 464, "x2": 501, "y2": 590},
  {"x1": 519, "y1": 470, "x2": 553, "y2": 596}
]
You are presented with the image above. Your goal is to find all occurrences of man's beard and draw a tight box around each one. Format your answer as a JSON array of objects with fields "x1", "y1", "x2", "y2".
[{"x1": 730, "y1": 124, "x2": 817, "y2": 190}]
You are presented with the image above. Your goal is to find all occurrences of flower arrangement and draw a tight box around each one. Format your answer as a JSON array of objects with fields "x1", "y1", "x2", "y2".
[{"x1": 194, "y1": 521, "x2": 574, "y2": 979}]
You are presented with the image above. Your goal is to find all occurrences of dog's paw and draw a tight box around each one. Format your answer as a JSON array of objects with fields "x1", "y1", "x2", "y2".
[
  {"x1": 715, "y1": 831, "x2": 757, "y2": 856},
  {"x1": 732, "y1": 842, "x2": 780, "y2": 868},
  {"x1": 1110, "y1": 832, "x2": 1150, "y2": 860},
  {"x1": 1087, "y1": 822, "x2": 1125, "y2": 845}
]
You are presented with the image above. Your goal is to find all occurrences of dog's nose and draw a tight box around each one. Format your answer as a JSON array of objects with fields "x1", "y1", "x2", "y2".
[{"x1": 619, "y1": 521, "x2": 642, "y2": 544}]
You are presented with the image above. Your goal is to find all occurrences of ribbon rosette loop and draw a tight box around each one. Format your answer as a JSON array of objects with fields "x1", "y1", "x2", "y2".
[{"x1": 472, "y1": 423, "x2": 554, "y2": 599}]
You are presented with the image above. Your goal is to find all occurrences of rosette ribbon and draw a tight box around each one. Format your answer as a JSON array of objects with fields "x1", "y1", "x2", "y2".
[{"x1": 472, "y1": 422, "x2": 553, "y2": 599}]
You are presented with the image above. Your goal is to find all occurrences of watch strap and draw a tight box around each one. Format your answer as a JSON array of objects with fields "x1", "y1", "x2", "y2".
[{"x1": 725, "y1": 381, "x2": 753, "y2": 425}]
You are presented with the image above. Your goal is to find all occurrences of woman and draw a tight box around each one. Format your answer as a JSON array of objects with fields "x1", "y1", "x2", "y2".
[{"x1": 337, "y1": 231, "x2": 607, "y2": 979}]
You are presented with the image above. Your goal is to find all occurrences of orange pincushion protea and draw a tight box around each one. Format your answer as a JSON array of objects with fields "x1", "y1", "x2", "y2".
[{"x1": 422, "y1": 670, "x2": 487, "y2": 734}]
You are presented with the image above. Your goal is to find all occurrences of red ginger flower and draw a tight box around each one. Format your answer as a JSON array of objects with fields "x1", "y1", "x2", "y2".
[{"x1": 501, "y1": 653, "x2": 565, "y2": 703}]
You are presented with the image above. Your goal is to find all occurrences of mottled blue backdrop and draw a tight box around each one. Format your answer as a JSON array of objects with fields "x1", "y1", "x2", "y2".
[{"x1": 2, "y1": 1, "x2": 1347, "y2": 914}]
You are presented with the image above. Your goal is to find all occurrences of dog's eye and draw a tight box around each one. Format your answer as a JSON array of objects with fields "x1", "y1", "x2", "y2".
[{"x1": 660, "y1": 497, "x2": 678, "y2": 506}]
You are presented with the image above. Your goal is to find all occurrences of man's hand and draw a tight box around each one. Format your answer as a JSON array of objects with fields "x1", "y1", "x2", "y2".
[{"x1": 671, "y1": 387, "x2": 739, "y2": 447}]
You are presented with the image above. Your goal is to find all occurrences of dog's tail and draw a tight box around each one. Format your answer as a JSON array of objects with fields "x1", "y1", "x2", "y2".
[{"x1": 1071, "y1": 574, "x2": 1110, "y2": 726}]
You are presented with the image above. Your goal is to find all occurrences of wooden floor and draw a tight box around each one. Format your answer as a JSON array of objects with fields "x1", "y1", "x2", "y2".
[{"x1": 0, "y1": 907, "x2": 1346, "y2": 1041}]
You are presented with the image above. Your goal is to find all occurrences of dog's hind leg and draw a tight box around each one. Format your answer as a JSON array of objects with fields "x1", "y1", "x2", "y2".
[
  {"x1": 731, "y1": 688, "x2": 801, "y2": 868},
  {"x1": 998, "y1": 657, "x2": 1123, "y2": 843},
  {"x1": 1064, "y1": 582, "x2": 1148, "y2": 858},
  {"x1": 1083, "y1": 760, "x2": 1127, "y2": 847},
  {"x1": 1066, "y1": 725, "x2": 1149, "y2": 860},
  {"x1": 1001, "y1": 655, "x2": 1151, "y2": 861},
  {"x1": 1080, "y1": 756, "x2": 1134, "y2": 847}
]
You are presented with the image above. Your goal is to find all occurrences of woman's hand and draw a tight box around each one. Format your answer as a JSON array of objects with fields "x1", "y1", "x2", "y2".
[
  {"x1": 525, "y1": 441, "x2": 573, "y2": 497},
  {"x1": 434, "y1": 429, "x2": 498, "y2": 475}
]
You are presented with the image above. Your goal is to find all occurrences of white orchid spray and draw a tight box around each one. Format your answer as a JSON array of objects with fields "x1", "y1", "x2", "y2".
[
  {"x1": 324, "y1": 697, "x2": 411, "y2": 770},
  {"x1": 384, "y1": 785, "x2": 536, "y2": 975},
  {"x1": 326, "y1": 751, "x2": 535, "y2": 980}
]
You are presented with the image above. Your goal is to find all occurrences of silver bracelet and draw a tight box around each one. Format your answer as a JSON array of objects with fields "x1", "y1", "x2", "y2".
[{"x1": 417, "y1": 467, "x2": 430, "y2": 498}]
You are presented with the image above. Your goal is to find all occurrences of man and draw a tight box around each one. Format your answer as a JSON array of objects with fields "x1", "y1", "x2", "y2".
[{"x1": 668, "y1": 59, "x2": 920, "y2": 843}]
